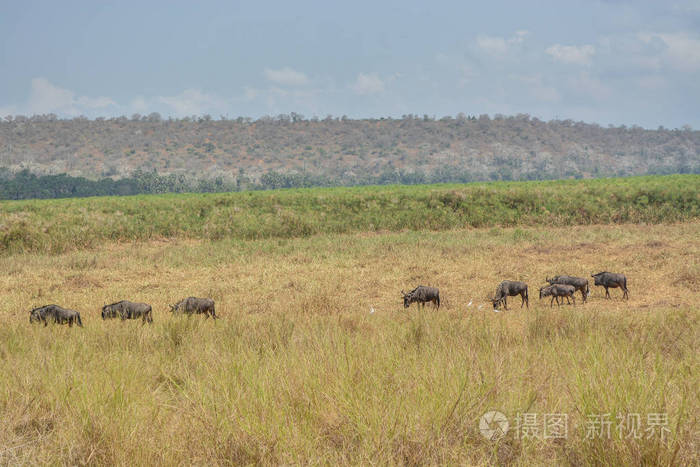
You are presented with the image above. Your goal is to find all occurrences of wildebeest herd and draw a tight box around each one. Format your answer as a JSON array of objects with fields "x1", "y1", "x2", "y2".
[
  {"x1": 29, "y1": 296, "x2": 216, "y2": 327},
  {"x1": 29, "y1": 271, "x2": 627, "y2": 328},
  {"x1": 401, "y1": 271, "x2": 629, "y2": 311}
]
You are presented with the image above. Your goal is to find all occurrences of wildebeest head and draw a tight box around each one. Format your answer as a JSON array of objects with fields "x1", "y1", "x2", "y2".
[
  {"x1": 169, "y1": 304, "x2": 178, "y2": 313},
  {"x1": 101, "y1": 304, "x2": 108, "y2": 319},
  {"x1": 591, "y1": 272, "x2": 604, "y2": 286},
  {"x1": 401, "y1": 290, "x2": 411, "y2": 308},
  {"x1": 539, "y1": 286, "x2": 552, "y2": 299},
  {"x1": 29, "y1": 308, "x2": 41, "y2": 323}
]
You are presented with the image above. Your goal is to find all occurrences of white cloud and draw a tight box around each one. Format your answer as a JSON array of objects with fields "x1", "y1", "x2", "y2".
[
  {"x1": 569, "y1": 72, "x2": 612, "y2": 100},
  {"x1": 75, "y1": 95, "x2": 117, "y2": 109},
  {"x1": 26, "y1": 78, "x2": 76, "y2": 114},
  {"x1": 157, "y1": 89, "x2": 223, "y2": 116},
  {"x1": 546, "y1": 44, "x2": 596, "y2": 65},
  {"x1": 129, "y1": 96, "x2": 149, "y2": 113},
  {"x1": 264, "y1": 67, "x2": 309, "y2": 86},
  {"x1": 639, "y1": 32, "x2": 700, "y2": 71},
  {"x1": 4, "y1": 77, "x2": 117, "y2": 117},
  {"x1": 477, "y1": 36, "x2": 509, "y2": 55},
  {"x1": 476, "y1": 30, "x2": 529, "y2": 55},
  {"x1": 515, "y1": 74, "x2": 561, "y2": 102},
  {"x1": 351, "y1": 73, "x2": 385, "y2": 95}
]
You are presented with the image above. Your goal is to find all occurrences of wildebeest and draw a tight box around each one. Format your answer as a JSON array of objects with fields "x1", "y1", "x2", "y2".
[
  {"x1": 401, "y1": 286, "x2": 440, "y2": 310},
  {"x1": 546, "y1": 275, "x2": 589, "y2": 303},
  {"x1": 539, "y1": 284, "x2": 577, "y2": 307},
  {"x1": 491, "y1": 281, "x2": 529, "y2": 310},
  {"x1": 170, "y1": 297, "x2": 217, "y2": 319},
  {"x1": 102, "y1": 300, "x2": 153, "y2": 324},
  {"x1": 29, "y1": 304, "x2": 83, "y2": 327},
  {"x1": 591, "y1": 272, "x2": 629, "y2": 299}
]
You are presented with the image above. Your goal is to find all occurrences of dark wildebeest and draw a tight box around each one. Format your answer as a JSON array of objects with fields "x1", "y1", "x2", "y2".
[
  {"x1": 546, "y1": 275, "x2": 590, "y2": 303},
  {"x1": 29, "y1": 304, "x2": 83, "y2": 327},
  {"x1": 491, "y1": 281, "x2": 529, "y2": 310},
  {"x1": 170, "y1": 297, "x2": 217, "y2": 319},
  {"x1": 401, "y1": 286, "x2": 440, "y2": 310},
  {"x1": 591, "y1": 272, "x2": 629, "y2": 299},
  {"x1": 102, "y1": 300, "x2": 153, "y2": 324},
  {"x1": 539, "y1": 284, "x2": 577, "y2": 307}
]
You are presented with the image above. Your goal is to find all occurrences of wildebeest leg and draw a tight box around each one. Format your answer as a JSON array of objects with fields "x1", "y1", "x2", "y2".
[
  {"x1": 572, "y1": 295, "x2": 576, "y2": 306},
  {"x1": 503, "y1": 296, "x2": 508, "y2": 310},
  {"x1": 550, "y1": 296, "x2": 555, "y2": 307},
  {"x1": 564, "y1": 295, "x2": 571, "y2": 305},
  {"x1": 604, "y1": 287, "x2": 610, "y2": 299}
]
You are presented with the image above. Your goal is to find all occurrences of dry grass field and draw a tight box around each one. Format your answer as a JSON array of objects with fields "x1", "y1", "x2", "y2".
[{"x1": 0, "y1": 222, "x2": 698, "y2": 465}]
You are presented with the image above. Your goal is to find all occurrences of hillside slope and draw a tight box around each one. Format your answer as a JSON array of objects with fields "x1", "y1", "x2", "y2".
[{"x1": 1, "y1": 115, "x2": 698, "y2": 184}]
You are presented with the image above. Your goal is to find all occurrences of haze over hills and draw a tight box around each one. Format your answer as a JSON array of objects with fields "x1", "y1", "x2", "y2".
[{"x1": 1, "y1": 113, "x2": 698, "y2": 190}]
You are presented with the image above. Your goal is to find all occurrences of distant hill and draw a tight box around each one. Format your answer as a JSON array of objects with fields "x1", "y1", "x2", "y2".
[{"x1": 1, "y1": 114, "x2": 698, "y2": 188}]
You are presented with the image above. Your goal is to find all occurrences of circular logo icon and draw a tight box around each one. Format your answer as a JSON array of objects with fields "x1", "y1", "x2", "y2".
[{"x1": 479, "y1": 411, "x2": 509, "y2": 440}]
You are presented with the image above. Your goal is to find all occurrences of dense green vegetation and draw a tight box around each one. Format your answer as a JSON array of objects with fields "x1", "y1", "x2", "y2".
[
  {"x1": 0, "y1": 168, "x2": 235, "y2": 200},
  {"x1": 1, "y1": 175, "x2": 697, "y2": 255}
]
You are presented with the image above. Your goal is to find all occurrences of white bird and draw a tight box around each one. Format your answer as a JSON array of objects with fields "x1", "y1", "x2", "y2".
[
  {"x1": 478, "y1": 304, "x2": 483, "y2": 310},
  {"x1": 370, "y1": 307, "x2": 375, "y2": 314},
  {"x1": 467, "y1": 300, "x2": 473, "y2": 307},
  {"x1": 493, "y1": 307, "x2": 501, "y2": 313}
]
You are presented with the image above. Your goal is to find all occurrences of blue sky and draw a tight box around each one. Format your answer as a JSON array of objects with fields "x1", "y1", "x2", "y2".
[{"x1": 1, "y1": 0, "x2": 699, "y2": 128}]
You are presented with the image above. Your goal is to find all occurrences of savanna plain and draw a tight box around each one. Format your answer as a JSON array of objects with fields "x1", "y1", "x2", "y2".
[{"x1": 0, "y1": 178, "x2": 698, "y2": 465}]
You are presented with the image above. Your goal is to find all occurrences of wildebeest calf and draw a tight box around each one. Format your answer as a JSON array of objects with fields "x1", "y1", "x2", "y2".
[
  {"x1": 491, "y1": 281, "x2": 529, "y2": 310},
  {"x1": 591, "y1": 271, "x2": 629, "y2": 299},
  {"x1": 401, "y1": 286, "x2": 440, "y2": 310},
  {"x1": 170, "y1": 297, "x2": 217, "y2": 319},
  {"x1": 546, "y1": 275, "x2": 589, "y2": 303},
  {"x1": 29, "y1": 304, "x2": 83, "y2": 327},
  {"x1": 102, "y1": 300, "x2": 153, "y2": 324},
  {"x1": 539, "y1": 284, "x2": 577, "y2": 307}
]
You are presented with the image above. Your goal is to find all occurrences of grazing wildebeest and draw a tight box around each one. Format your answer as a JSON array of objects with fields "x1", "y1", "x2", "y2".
[
  {"x1": 491, "y1": 281, "x2": 529, "y2": 310},
  {"x1": 591, "y1": 272, "x2": 629, "y2": 299},
  {"x1": 401, "y1": 286, "x2": 440, "y2": 310},
  {"x1": 546, "y1": 275, "x2": 590, "y2": 303},
  {"x1": 29, "y1": 305, "x2": 83, "y2": 327},
  {"x1": 102, "y1": 300, "x2": 153, "y2": 324},
  {"x1": 539, "y1": 284, "x2": 577, "y2": 307},
  {"x1": 170, "y1": 297, "x2": 217, "y2": 319}
]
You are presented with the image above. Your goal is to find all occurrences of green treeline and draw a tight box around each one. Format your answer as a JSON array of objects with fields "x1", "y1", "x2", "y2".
[
  {"x1": 0, "y1": 166, "x2": 601, "y2": 201},
  {"x1": 1, "y1": 175, "x2": 698, "y2": 255}
]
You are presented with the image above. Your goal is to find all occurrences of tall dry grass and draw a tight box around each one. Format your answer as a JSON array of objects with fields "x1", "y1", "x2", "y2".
[{"x1": 0, "y1": 222, "x2": 697, "y2": 465}]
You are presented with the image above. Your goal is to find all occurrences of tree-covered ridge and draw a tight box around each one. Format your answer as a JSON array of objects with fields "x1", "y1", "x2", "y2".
[{"x1": 1, "y1": 114, "x2": 697, "y2": 188}]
